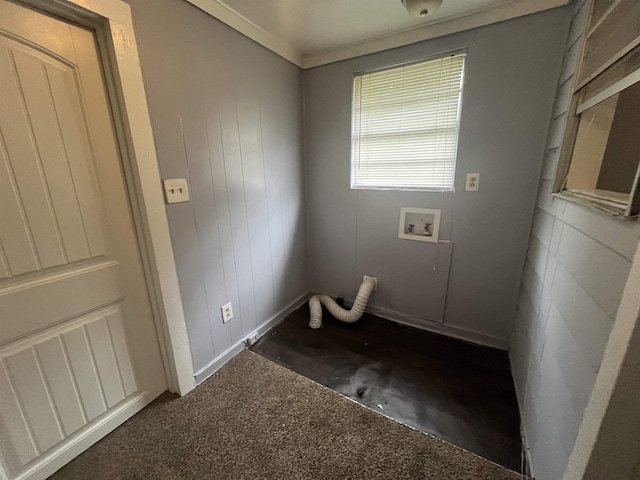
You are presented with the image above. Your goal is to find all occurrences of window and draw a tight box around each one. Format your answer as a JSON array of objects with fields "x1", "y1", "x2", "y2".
[
  {"x1": 555, "y1": 0, "x2": 640, "y2": 217},
  {"x1": 563, "y1": 80, "x2": 640, "y2": 214},
  {"x1": 351, "y1": 53, "x2": 466, "y2": 191}
]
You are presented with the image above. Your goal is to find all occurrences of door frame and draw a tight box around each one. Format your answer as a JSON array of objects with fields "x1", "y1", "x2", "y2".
[{"x1": 14, "y1": 0, "x2": 195, "y2": 396}]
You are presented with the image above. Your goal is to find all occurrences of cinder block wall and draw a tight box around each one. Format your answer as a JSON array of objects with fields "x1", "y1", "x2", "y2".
[{"x1": 510, "y1": 1, "x2": 640, "y2": 478}]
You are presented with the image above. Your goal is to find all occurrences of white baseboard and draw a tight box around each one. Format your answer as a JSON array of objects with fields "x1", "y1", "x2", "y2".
[
  {"x1": 193, "y1": 291, "x2": 310, "y2": 384},
  {"x1": 337, "y1": 296, "x2": 509, "y2": 350},
  {"x1": 13, "y1": 390, "x2": 161, "y2": 480},
  {"x1": 509, "y1": 350, "x2": 534, "y2": 478},
  {"x1": 519, "y1": 413, "x2": 534, "y2": 478}
]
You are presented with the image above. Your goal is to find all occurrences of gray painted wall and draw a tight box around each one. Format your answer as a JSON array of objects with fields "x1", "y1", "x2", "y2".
[
  {"x1": 125, "y1": 0, "x2": 308, "y2": 378},
  {"x1": 303, "y1": 8, "x2": 571, "y2": 347},
  {"x1": 509, "y1": 1, "x2": 640, "y2": 478}
]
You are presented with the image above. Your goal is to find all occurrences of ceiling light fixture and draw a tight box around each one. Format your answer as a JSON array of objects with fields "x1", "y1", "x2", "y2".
[{"x1": 401, "y1": 0, "x2": 443, "y2": 17}]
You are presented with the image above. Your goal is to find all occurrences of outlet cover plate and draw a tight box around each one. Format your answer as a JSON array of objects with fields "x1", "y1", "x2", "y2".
[
  {"x1": 221, "y1": 302, "x2": 233, "y2": 323},
  {"x1": 465, "y1": 173, "x2": 480, "y2": 192}
]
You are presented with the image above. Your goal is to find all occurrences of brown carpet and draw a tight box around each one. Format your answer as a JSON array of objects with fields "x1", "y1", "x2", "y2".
[{"x1": 50, "y1": 350, "x2": 523, "y2": 480}]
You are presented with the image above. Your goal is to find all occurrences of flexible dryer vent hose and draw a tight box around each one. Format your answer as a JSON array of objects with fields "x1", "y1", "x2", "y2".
[{"x1": 309, "y1": 276, "x2": 377, "y2": 329}]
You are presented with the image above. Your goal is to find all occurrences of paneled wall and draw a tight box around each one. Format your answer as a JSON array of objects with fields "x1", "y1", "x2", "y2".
[
  {"x1": 124, "y1": 0, "x2": 308, "y2": 380},
  {"x1": 303, "y1": 8, "x2": 570, "y2": 348},
  {"x1": 510, "y1": 1, "x2": 640, "y2": 478}
]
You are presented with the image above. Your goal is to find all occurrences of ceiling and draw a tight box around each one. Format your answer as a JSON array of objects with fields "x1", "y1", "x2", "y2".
[{"x1": 186, "y1": 0, "x2": 570, "y2": 68}]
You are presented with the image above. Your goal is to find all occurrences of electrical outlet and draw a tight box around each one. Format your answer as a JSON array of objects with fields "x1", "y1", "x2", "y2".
[
  {"x1": 221, "y1": 302, "x2": 233, "y2": 323},
  {"x1": 465, "y1": 173, "x2": 480, "y2": 192},
  {"x1": 163, "y1": 178, "x2": 190, "y2": 204}
]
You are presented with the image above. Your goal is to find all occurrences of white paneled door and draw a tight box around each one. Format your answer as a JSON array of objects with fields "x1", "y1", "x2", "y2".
[{"x1": 0, "y1": 1, "x2": 167, "y2": 478}]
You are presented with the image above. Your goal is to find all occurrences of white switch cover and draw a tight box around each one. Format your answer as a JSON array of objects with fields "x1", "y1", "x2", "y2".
[
  {"x1": 465, "y1": 173, "x2": 480, "y2": 192},
  {"x1": 163, "y1": 178, "x2": 190, "y2": 204},
  {"x1": 221, "y1": 302, "x2": 233, "y2": 323}
]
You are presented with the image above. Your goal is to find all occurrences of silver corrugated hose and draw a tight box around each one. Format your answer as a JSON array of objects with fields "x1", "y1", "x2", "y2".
[{"x1": 309, "y1": 276, "x2": 377, "y2": 329}]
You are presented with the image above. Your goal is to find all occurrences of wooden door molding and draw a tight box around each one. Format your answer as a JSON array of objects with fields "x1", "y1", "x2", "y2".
[{"x1": 16, "y1": 0, "x2": 195, "y2": 398}]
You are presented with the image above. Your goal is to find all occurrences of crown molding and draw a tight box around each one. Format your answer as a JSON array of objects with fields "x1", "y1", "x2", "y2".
[
  {"x1": 185, "y1": 0, "x2": 570, "y2": 70},
  {"x1": 185, "y1": 0, "x2": 304, "y2": 67},
  {"x1": 302, "y1": 0, "x2": 570, "y2": 68}
]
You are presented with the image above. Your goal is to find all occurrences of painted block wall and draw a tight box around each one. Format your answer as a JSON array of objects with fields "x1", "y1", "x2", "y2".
[
  {"x1": 303, "y1": 8, "x2": 571, "y2": 348},
  {"x1": 124, "y1": 0, "x2": 308, "y2": 381},
  {"x1": 509, "y1": 1, "x2": 640, "y2": 478}
]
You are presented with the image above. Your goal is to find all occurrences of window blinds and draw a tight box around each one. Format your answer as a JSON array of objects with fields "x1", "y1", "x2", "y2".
[{"x1": 352, "y1": 53, "x2": 466, "y2": 190}]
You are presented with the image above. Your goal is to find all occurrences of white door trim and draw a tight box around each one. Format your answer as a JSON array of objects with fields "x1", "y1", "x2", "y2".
[{"x1": 16, "y1": 0, "x2": 195, "y2": 396}]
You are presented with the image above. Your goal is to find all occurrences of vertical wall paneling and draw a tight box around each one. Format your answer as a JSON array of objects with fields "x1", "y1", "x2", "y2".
[
  {"x1": 201, "y1": 87, "x2": 241, "y2": 352},
  {"x1": 278, "y1": 65, "x2": 307, "y2": 306},
  {"x1": 258, "y1": 78, "x2": 286, "y2": 307},
  {"x1": 147, "y1": 0, "x2": 217, "y2": 370},
  {"x1": 177, "y1": 13, "x2": 230, "y2": 357},
  {"x1": 199, "y1": 78, "x2": 238, "y2": 355},
  {"x1": 510, "y1": 1, "x2": 640, "y2": 478},
  {"x1": 257, "y1": 48, "x2": 306, "y2": 309},
  {"x1": 235, "y1": 38, "x2": 276, "y2": 326},
  {"x1": 216, "y1": 40, "x2": 257, "y2": 337},
  {"x1": 124, "y1": 0, "x2": 307, "y2": 376}
]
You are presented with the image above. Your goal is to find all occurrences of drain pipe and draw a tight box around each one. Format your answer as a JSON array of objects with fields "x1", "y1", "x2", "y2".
[{"x1": 309, "y1": 276, "x2": 377, "y2": 329}]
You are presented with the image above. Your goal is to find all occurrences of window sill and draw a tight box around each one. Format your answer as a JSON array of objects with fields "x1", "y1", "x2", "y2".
[
  {"x1": 351, "y1": 186, "x2": 456, "y2": 193},
  {"x1": 553, "y1": 190, "x2": 637, "y2": 220}
]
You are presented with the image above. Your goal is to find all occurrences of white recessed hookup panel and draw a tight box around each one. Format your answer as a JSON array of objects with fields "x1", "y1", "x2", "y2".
[{"x1": 398, "y1": 207, "x2": 441, "y2": 243}]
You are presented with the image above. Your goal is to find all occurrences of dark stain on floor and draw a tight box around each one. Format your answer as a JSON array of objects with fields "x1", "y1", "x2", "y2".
[
  {"x1": 49, "y1": 350, "x2": 522, "y2": 480},
  {"x1": 251, "y1": 307, "x2": 523, "y2": 472}
]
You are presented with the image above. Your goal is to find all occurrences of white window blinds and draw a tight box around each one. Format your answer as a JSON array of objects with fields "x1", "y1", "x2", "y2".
[{"x1": 351, "y1": 53, "x2": 466, "y2": 190}]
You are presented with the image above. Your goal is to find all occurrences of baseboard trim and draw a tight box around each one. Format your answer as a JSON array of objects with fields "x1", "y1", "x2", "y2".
[
  {"x1": 13, "y1": 390, "x2": 161, "y2": 480},
  {"x1": 520, "y1": 424, "x2": 534, "y2": 478},
  {"x1": 335, "y1": 296, "x2": 509, "y2": 350},
  {"x1": 509, "y1": 350, "x2": 534, "y2": 479},
  {"x1": 193, "y1": 291, "x2": 311, "y2": 384}
]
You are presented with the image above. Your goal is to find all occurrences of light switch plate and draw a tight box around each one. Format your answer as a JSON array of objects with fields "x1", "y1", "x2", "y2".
[
  {"x1": 163, "y1": 178, "x2": 190, "y2": 204},
  {"x1": 465, "y1": 173, "x2": 480, "y2": 192}
]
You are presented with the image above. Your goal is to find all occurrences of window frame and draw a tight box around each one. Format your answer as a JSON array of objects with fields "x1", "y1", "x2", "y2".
[
  {"x1": 553, "y1": 1, "x2": 640, "y2": 218},
  {"x1": 350, "y1": 51, "x2": 467, "y2": 192}
]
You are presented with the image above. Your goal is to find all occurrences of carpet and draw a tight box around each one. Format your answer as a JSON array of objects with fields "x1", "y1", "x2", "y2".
[{"x1": 50, "y1": 350, "x2": 524, "y2": 479}]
